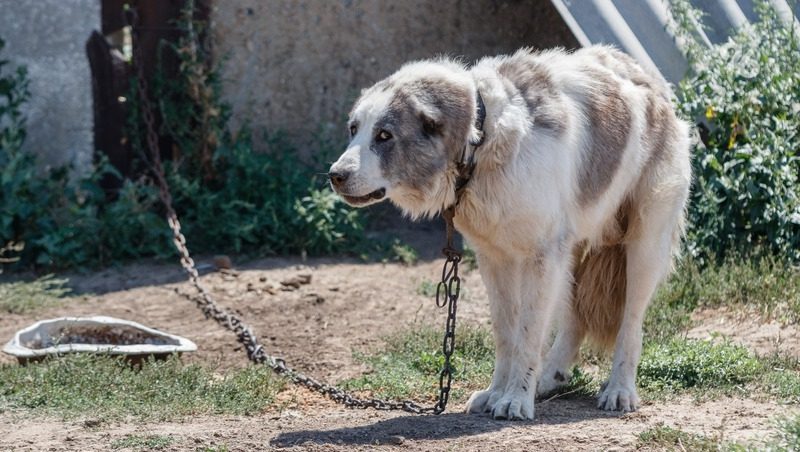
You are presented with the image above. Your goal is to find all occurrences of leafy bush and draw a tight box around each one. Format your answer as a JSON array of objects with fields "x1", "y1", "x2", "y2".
[
  {"x1": 0, "y1": 38, "x2": 170, "y2": 268},
  {"x1": 672, "y1": 1, "x2": 800, "y2": 262}
]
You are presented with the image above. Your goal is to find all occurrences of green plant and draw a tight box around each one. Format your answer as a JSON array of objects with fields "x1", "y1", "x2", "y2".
[
  {"x1": 671, "y1": 0, "x2": 800, "y2": 262},
  {"x1": 1, "y1": 35, "x2": 170, "y2": 268},
  {"x1": 0, "y1": 38, "x2": 28, "y2": 159},
  {"x1": 638, "y1": 338, "x2": 761, "y2": 393}
]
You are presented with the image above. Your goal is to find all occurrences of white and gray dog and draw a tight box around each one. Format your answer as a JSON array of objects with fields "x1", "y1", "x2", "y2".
[{"x1": 329, "y1": 46, "x2": 691, "y2": 420}]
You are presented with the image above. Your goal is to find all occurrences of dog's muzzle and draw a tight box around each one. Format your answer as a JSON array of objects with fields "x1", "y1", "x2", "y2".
[{"x1": 328, "y1": 171, "x2": 386, "y2": 206}]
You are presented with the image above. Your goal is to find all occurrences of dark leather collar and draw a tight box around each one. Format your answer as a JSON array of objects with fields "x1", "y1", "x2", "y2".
[{"x1": 454, "y1": 91, "x2": 486, "y2": 198}]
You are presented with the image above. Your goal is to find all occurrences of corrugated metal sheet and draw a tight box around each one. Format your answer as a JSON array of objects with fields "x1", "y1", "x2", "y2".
[{"x1": 550, "y1": 0, "x2": 800, "y2": 84}]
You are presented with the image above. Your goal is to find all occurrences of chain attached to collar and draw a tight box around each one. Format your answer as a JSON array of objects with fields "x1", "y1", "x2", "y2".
[{"x1": 431, "y1": 89, "x2": 487, "y2": 413}]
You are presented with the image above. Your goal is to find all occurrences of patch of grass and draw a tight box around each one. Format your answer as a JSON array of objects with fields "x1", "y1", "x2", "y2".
[
  {"x1": 111, "y1": 434, "x2": 174, "y2": 450},
  {"x1": 0, "y1": 274, "x2": 70, "y2": 314},
  {"x1": 416, "y1": 278, "x2": 437, "y2": 297},
  {"x1": 763, "y1": 370, "x2": 800, "y2": 404},
  {"x1": 637, "y1": 425, "x2": 720, "y2": 451},
  {"x1": 769, "y1": 415, "x2": 800, "y2": 451},
  {"x1": 0, "y1": 354, "x2": 283, "y2": 420},
  {"x1": 758, "y1": 355, "x2": 800, "y2": 404},
  {"x1": 638, "y1": 338, "x2": 761, "y2": 395},
  {"x1": 342, "y1": 324, "x2": 494, "y2": 402},
  {"x1": 644, "y1": 255, "x2": 800, "y2": 343}
]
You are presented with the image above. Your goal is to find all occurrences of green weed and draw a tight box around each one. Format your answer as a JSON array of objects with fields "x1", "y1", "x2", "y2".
[
  {"x1": 0, "y1": 354, "x2": 283, "y2": 420},
  {"x1": 638, "y1": 338, "x2": 761, "y2": 394}
]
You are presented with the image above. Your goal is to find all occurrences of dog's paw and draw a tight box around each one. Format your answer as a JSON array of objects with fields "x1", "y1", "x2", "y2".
[
  {"x1": 597, "y1": 380, "x2": 639, "y2": 412},
  {"x1": 465, "y1": 388, "x2": 501, "y2": 414},
  {"x1": 536, "y1": 368, "x2": 570, "y2": 398},
  {"x1": 490, "y1": 389, "x2": 535, "y2": 420},
  {"x1": 466, "y1": 387, "x2": 534, "y2": 420}
]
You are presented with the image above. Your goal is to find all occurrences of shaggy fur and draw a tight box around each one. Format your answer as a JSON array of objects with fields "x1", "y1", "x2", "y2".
[{"x1": 329, "y1": 45, "x2": 692, "y2": 420}]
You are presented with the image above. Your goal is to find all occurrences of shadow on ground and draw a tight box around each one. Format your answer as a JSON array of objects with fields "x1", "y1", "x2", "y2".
[{"x1": 271, "y1": 397, "x2": 620, "y2": 447}]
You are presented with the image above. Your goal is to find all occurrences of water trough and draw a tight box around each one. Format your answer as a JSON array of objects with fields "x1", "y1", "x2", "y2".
[{"x1": 3, "y1": 316, "x2": 197, "y2": 364}]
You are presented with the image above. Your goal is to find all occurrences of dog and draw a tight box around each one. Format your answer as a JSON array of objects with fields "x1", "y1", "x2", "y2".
[{"x1": 328, "y1": 45, "x2": 691, "y2": 420}]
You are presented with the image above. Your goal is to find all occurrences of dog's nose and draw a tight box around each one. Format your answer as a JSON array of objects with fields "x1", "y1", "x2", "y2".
[{"x1": 328, "y1": 170, "x2": 350, "y2": 188}]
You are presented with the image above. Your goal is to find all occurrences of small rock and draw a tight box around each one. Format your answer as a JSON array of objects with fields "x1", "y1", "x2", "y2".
[
  {"x1": 82, "y1": 419, "x2": 101, "y2": 428},
  {"x1": 374, "y1": 436, "x2": 404, "y2": 445},
  {"x1": 280, "y1": 273, "x2": 312, "y2": 289},
  {"x1": 304, "y1": 293, "x2": 325, "y2": 304},
  {"x1": 213, "y1": 255, "x2": 233, "y2": 270}
]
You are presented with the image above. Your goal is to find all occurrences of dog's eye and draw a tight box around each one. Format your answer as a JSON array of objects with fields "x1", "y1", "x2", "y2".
[
  {"x1": 376, "y1": 130, "x2": 392, "y2": 142},
  {"x1": 349, "y1": 124, "x2": 357, "y2": 137}
]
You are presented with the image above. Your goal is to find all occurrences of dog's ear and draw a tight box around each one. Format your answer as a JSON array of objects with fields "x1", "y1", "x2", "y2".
[{"x1": 420, "y1": 113, "x2": 441, "y2": 137}]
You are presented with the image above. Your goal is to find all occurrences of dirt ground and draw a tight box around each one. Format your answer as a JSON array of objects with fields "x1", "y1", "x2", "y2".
[{"x1": 0, "y1": 254, "x2": 796, "y2": 451}]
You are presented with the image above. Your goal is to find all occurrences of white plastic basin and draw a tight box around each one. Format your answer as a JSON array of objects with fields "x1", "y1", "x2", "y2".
[{"x1": 3, "y1": 316, "x2": 197, "y2": 363}]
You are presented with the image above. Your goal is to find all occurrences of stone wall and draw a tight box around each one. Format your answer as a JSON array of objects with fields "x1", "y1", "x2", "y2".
[
  {"x1": 0, "y1": 0, "x2": 99, "y2": 173},
  {"x1": 211, "y1": 0, "x2": 578, "y2": 154}
]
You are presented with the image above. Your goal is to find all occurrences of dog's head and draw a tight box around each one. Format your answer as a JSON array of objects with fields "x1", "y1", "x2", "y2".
[{"x1": 328, "y1": 60, "x2": 479, "y2": 219}]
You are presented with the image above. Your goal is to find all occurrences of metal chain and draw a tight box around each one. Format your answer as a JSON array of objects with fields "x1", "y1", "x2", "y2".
[{"x1": 126, "y1": 8, "x2": 458, "y2": 415}]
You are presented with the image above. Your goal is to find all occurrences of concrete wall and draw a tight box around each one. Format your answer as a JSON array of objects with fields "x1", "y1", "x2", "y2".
[
  {"x1": 0, "y1": 0, "x2": 99, "y2": 174},
  {"x1": 211, "y1": 0, "x2": 578, "y2": 154}
]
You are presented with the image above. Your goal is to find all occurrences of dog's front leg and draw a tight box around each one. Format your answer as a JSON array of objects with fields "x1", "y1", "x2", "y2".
[{"x1": 466, "y1": 246, "x2": 570, "y2": 420}]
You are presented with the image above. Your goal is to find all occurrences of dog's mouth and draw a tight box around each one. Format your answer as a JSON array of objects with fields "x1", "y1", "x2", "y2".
[{"x1": 340, "y1": 188, "x2": 386, "y2": 206}]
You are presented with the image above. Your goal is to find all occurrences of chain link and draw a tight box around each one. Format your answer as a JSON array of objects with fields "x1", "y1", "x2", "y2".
[{"x1": 126, "y1": 8, "x2": 459, "y2": 415}]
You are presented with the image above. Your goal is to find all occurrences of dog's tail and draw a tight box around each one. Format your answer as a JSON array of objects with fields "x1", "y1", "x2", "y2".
[{"x1": 572, "y1": 243, "x2": 627, "y2": 351}]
